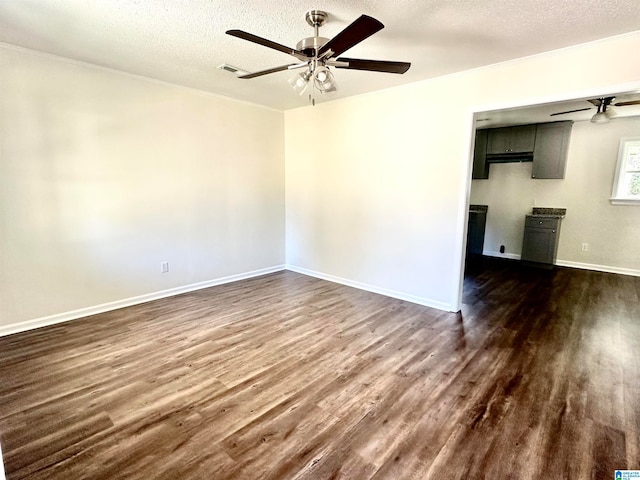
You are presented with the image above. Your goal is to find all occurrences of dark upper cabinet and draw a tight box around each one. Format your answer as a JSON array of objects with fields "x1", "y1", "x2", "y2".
[
  {"x1": 486, "y1": 125, "x2": 536, "y2": 154},
  {"x1": 472, "y1": 121, "x2": 572, "y2": 180},
  {"x1": 472, "y1": 129, "x2": 489, "y2": 179},
  {"x1": 531, "y1": 121, "x2": 573, "y2": 179}
]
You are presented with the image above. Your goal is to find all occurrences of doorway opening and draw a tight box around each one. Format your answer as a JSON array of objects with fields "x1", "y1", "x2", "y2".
[{"x1": 457, "y1": 86, "x2": 640, "y2": 311}]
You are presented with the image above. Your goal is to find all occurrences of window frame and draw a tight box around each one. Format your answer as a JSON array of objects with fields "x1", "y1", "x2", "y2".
[{"x1": 610, "y1": 136, "x2": 640, "y2": 205}]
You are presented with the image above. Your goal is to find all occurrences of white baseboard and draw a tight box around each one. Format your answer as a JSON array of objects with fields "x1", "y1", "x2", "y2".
[
  {"x1": 5, "y1": 258, "x2": 634, "y2": 339},
  {"x1": 482, "y1": 252, "x2": 640, "y2": 277},
  {"x1": 286, "y1": 264, "x2": 454, "y2": 312},
  {"x1": 0, "y1": 265, "x2": 286, "y2": 338},
  {"x1": 555, "y1": 260, "x2": 640, "y2": 277},
  {"x1": 483, "y1": 251, "x2": 521, "y2": 261}
]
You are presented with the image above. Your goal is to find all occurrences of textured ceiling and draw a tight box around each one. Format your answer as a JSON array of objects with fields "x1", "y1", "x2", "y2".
[{"x1": 1, "y1": 0, "x2": 640, "y2": 110}]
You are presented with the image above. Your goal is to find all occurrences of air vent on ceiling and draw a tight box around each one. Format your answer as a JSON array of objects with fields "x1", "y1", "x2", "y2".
[{"x1": 217, "y1": 63, "x2": 249, "y2": 76}]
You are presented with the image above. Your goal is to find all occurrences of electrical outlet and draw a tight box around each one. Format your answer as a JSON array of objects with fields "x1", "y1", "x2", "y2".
[
  {"x1": 581, "y1": 243, "x2": 589, "y2": 252},
  {"x1": 161, "y1": 261, "x2": 169, "y2": 273}
]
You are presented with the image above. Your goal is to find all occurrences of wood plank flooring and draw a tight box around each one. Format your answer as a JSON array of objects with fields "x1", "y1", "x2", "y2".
[{"x1": 0, "y1": 262, "x2": 639, "y2": 479}]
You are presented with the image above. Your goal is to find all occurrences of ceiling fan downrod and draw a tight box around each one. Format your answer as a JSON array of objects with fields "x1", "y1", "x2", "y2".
[
  {"x1": 294, "y1": 11, "x2": 336, "y2": 105},
  {"x1": 297, "y1": 10, "x2": 330, "y2": 56}
]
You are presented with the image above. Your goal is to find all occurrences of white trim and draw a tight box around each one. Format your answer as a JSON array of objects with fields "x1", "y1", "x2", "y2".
[
  {"x1": 610, "y1": 136, "x2": 640, "y2": 204},
  {"x1": 286, "y1": 265, "x2": 454, "y2": 312},
  {"x1": 2, "y1": 259, "x2": 636, "y2": 339},
  {"x1": 453, "y1": 113, "x2": 479, "y2": 312},
  {"x1": 0, "y1": 266, "x2": 286, "y2": 338},
  {"x1": 610, "y1": 198, "x2": 640, "y2": 205},
  {"x1": 477, "y1": 253, "x2": 639, "y2": 277},
  {"x1": 0, "y1": 440, "x2": 5, "y2": 480},
  {"x1": 555, "y1": 260, "x2": 640, "y2": 277},
  {"x1": 483, "y1": 251, "x2": 522, "y2": 261}
]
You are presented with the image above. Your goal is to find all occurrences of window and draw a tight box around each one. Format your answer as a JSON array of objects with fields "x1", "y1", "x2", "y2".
[{"x1": 611, "y1": 137, "x2": 640, "y2": 205}]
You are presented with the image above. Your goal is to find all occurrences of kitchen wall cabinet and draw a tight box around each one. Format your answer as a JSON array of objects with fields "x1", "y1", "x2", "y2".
[
  {"x1": 521, "y1": 216, "x2": 562, "y2": 266},
  {"x1": 472, "y1": 129, "x2": 489, "y2": 179},
  {"x1": 486, "y1": 125, "x2": 536, "y2": 154},
  {"x1": 531, "y1": 121, "x2": 572, "y2": 179},
  {"x1": 472, "y1": 121, "x2": 573, "y2": 180}
]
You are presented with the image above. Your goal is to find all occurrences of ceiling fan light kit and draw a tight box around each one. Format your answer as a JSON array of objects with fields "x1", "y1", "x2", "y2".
[
  {"x1": 590, "y1": 97, "x2": 614, "y2": 123},
  {"x1": 311, "y1": 65, "x2": 338, "y2": 94},
  {"x1": 590, "y1": 111, "x2": 611, "y2": 123},
  {"x1": 288, "y1": 71, "x2": 311, "y2": 95},
  {"x1": 225, "y1": 10, "x2": 411, "y2": 106}
]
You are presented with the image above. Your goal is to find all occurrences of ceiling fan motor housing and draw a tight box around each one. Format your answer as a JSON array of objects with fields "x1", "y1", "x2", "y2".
[{"x1": 296, "y1": 36, "x2": 329, "y2": 56}]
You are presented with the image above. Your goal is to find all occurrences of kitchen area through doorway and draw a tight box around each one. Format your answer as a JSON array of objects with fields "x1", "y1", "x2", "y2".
[{"x1": 464, "y1": 91, "x2": 640, "y2": 283}]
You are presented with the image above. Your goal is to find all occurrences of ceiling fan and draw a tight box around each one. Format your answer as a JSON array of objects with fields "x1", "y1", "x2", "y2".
[
  {"x1": 225, "y1": 10, "x2": 411, "y2": 105},
  {"x1": 550, "y1": 96, "x2": 640, "y2": 123}
]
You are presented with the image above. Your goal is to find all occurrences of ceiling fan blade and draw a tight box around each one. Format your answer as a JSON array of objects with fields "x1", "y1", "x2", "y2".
[
  {"x1": 238, "y1": 64, "x2": 301, "y2": 79},
  {"x1": 549, "y1": 107, "x2": 592, "y2": 116},
  {"x1": 614, "y1": 100, "x2": 640, "y2": 106},
  {"x1": 317, "y1": 15, "x2": 384, "y2": 58},
  {"x1": 226, "y1": 30, "x2": 306, "y2": 58},
  {"x1": 333, "y1": 57, "x2": 411, "y2": 74}
]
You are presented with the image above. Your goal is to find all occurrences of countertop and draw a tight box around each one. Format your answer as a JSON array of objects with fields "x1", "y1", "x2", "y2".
[
  {"x1": 469, "y1": 204, "x2": 488, "y2": 213},
  {"x1": 530, "y1": 207, "x2": 566, "y2": 218},
  {"x1": 527, "y1": 214, "x2": 565, "y2": 219}
]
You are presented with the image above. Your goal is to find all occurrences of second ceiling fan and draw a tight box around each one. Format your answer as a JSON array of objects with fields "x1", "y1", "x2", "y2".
[
  {"x1": 551, "y1": 96, "x2": 640, "y2": 123},
  {"x1": 226, "y1": 10, "x2": 411, "y2": 104}
]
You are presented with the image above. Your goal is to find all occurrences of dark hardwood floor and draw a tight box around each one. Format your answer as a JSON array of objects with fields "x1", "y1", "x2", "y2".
[{"x1": 0, "y1": 262, "x2": 639, "y2": 479}]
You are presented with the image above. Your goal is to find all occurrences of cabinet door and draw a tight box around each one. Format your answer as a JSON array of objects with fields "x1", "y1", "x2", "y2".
[
  {"x1": 472, "y1": 130, "x2": 489, "y2": 179},
  {"x1": 521, "y1": 227, "x2": 556, "y2": 264},
  {"x1": 532, "y1": 121, "x2": 572, "y2": 179},
  {"x1": 508, "y1": 125, "x2": 537, "y2": 152},
  {"x1": 486, "y1": 128, "x2": 511, "y2": 154},
  {"x1": 467, "y1": 212, "x2": 487, "y2": 255},
  {"x1": 486, "y1": 125, "x2": 536, "y2": 154}
]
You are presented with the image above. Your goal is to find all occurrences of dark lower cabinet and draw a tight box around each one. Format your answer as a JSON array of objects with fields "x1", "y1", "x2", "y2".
[
  {"x1": 467, "y1": 210, "x2": 487, "y2": 256},
  {"x1": 521, "y1": 216, "x2": 561, "y2": 266}
]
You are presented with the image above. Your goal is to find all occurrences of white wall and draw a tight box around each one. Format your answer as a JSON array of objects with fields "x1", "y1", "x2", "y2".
[
  {"x1": 471, "y1": 117, "x2": 640, "y2": 274},
  {"x1": 2, "y1": 32, "x2": 639, "y2": 330},
  {"x1": 0, "y1": 45, "x2": 285, "y2": 330},
  {"x1": 285, "y1": 32, "x2": 640, "y2": 311}
]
